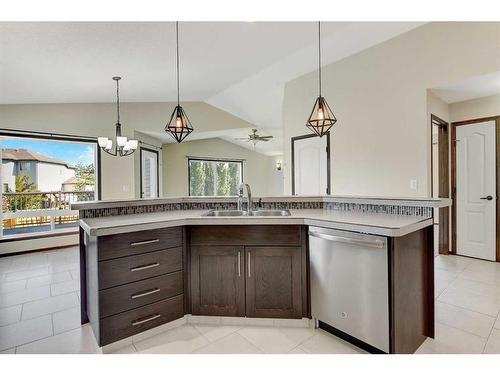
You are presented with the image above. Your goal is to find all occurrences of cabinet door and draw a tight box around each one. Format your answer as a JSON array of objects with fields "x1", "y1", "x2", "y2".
[
  {"x1": 191, "y1": 246, "x2": 245, "y2": 316},
  {"x1": 245, "y1": 247, "x2": 302, "y2": 318}
]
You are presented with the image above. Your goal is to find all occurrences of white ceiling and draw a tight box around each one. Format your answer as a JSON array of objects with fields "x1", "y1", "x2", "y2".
[
  {"x1": 0, "y1": 21, "x2": 424, "y2": 154},
  {"x1": 432, "y1": 71, "x2": 500, "y2": 103}
]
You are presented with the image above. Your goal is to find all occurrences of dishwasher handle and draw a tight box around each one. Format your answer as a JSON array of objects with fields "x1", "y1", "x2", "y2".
[{"x1": 309, "y1": 230, "x2": 385, "y2": 249}]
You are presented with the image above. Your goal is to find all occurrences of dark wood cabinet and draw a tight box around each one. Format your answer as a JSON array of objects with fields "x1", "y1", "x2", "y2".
[
  {"x1": 190, "y1": 245, "x2": 245, "y2": 317},
  {"x1": 246, "y1": 247, "x2": 302, "y2": 319},
  {"x1": 189, "y1": 226, "x2": 306, "y2": 319},
  {"x1": 84, "y1": 227, "x2": 186, "y2": 346}
]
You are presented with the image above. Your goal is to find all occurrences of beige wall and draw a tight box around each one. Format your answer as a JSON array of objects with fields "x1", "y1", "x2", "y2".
[
  {"x1": 282, "y1": 22, "x2": 500, "y2": 197},
  {"x1": 162, "y1": 138, "x2": 283, "y2": 197},
  {"x1": 0, "y1": 102, "x2": 255, "y2": 199},
  {"x1": 450, "y1": 93, "x2": 500, "y2": 122}
]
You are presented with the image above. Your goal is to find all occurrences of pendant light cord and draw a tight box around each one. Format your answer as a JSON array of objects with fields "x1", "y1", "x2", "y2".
[
  {"x1": 176, "y1": 21, "x2": 180, "y2": 106},
  {"x1": 116, "y1": 78, "x2": 120, "y2": 124},
  {"x1": 318, "y1": 21, "x2": 322, "y2": 98}
]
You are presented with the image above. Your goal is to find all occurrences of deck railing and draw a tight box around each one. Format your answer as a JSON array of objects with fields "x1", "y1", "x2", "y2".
[
  {"x1": 1, "y1": 190, "x2": 94, "y2": 235},
  {"x1": 3, "y1": 190, "x2": 94, "y2": 212}
]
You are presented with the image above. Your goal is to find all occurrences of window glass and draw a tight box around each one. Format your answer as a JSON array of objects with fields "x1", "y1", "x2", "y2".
[{"x1": 189, "y1": 159, "x2": 242, "y2": 196}]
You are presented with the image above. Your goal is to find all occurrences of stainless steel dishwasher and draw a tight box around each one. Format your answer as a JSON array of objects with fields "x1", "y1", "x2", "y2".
[{"x1": 309, "y1": 226, "x2": 389, "y2": 353}]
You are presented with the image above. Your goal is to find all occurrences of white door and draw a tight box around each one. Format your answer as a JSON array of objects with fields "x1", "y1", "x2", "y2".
[
  {"x1": 141, "y1": 149, "x2": 158, "y2": 198},
  {"x1": 293, "y1": 135, "x2": 328, "y2": 195},
  {"x1": 456, "y1": 121, "x2": 496, "y2": 261}
]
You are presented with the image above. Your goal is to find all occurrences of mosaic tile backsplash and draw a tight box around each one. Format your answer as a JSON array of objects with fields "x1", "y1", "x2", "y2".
[{"x1": 79, "y1": 200, "x2": 432, "y2": 219}]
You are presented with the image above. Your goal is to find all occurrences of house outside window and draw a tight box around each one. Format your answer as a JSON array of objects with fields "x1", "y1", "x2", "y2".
[{"x1": 188, "y1": 158, "x2": 243, "y2": 196}]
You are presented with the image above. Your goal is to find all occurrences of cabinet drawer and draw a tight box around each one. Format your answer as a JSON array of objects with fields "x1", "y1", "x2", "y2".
[
  {"x1": 99, "y1": 271, "x2": 183, "y2": 318},
  {"x1": 190, "y1": 225, "x2": 301, "y2": 246},
  {"x1": 98, "y1": 247, "x2": 183, "y2": 289},
  {"x1": 99, "y1": 294, "x2": 184, "y2": 346},
  {"x1": 98, "y1": 227, "x2": 183, "y2": 261}
]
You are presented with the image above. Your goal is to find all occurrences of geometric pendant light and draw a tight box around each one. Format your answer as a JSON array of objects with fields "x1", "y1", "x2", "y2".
[
  {"x1": 306, "y1": 21, "x2": 337, "y2": 137},
  {"x1": 165, "y1": 21, "x2": 194, "y2": 143}
]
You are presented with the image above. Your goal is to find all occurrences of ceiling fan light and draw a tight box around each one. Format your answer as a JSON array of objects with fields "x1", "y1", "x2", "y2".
[
  {"x1": 306, "y1": 96, "x2": 337, "y2": 137},
  {"x1": 165, "y1": 105, "x2": 194, "y2": 143}
]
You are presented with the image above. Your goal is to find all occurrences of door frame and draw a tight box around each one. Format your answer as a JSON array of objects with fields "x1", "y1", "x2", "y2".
[
  {"x1": 139, "y1": 146, "x2": 159, "y2": 198},
  {"x1": 430, "y1": 115, "x2": 450, "y2": 255},
  {"x1": 451, "y1": 115, "x2": 500, "y2": 262},
  {"x1": 291, "y1": 132, "x2": 331, "y2": 195}
]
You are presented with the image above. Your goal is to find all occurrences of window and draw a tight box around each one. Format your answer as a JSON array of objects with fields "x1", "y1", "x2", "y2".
[
  {"x1": 1, "y1": 133, "x2": 99, "y2": 238},
  {"x1": 188, "y1": 158, "x2": 243, "y2": 196}
]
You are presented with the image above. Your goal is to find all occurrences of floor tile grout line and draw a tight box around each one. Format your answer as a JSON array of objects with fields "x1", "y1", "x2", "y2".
[
  {"x1": 436, "y1": 262, "x2": 499, "y2": 347},
  {"x1": 438, "y1": 317, "x2": 496, "y2": 342},
  {"x1": 482, "y1": 306, "x2": 500, "y2": 353},
  {"x1": 0, "y1": 286, "x2": 52, "y2": 310},
  {"x1": 0, "y1": 313, "x2": 55, "y2": 353},
  {"x1": 437, "y1": 292, "x2": 500, "y2": 318},
  {"x1": 131, "y1": 342, "x2": 139, "y2": 354},
  {"x1": 19, "y1": 296, "x2": 79, "y2": 322},
  {"x1": 14, "y1": 324, "x2": 87, "y2": 354},
  {"x1": 188, "y1": 323, "x2": 245, "y2": 352},
  {"x1": 234, "y1": 331, "x2": 265, "y2": 354},
  {"x1": 437, "y1": 299, "x2": 498, "y2": 320}
]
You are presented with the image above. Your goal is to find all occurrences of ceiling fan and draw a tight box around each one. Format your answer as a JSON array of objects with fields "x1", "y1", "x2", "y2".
[{"x1": 235, "y1": 129, "x2": 274, "y2": 146}]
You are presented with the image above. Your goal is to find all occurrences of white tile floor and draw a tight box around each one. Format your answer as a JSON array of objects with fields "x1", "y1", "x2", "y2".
[
  {"x1": 0, "y1": 247, "x2": 82, "y2": 353},
  {"x1": 1, "y1": 247, "x2": 500, "y2": 354}
]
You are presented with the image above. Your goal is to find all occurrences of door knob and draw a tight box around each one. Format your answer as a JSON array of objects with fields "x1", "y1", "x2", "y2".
[{"x1": 480, "y1": 196, "x2": 493, "y2": 201}]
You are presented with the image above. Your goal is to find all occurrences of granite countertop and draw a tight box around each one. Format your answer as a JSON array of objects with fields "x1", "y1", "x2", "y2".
[{"x1": 79, "y1": 209, "x2": 433, "y2": 237}]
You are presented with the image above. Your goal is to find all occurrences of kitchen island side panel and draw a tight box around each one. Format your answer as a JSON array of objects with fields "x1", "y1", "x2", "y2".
[{"x1": 390, "y1": 225, "x2": 434, "y2": 354}]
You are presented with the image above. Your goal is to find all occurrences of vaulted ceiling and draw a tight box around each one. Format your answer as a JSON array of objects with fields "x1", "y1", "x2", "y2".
[{"x1": 0, "y1": 21, "x2": 424, "y2": 154}]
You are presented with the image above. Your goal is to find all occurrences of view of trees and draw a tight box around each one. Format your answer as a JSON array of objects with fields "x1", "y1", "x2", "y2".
[
  {"x1": 75, "y1": 163, "x2": 96, "y2": 190},
  {"x1": 7, "y1": 173, "x2": 46, "y2": 211},
  {"x1": 189, "y1": 160, "x2": 242, "y2": 196}
]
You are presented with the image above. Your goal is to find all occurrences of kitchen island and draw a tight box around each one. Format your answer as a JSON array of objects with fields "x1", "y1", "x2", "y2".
[{"x1": 73, "y1": 195, "x2": 450, "y2": 354}]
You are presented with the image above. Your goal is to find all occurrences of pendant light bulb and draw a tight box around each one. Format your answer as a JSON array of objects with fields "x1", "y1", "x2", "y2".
[
  {"x1": 116, "y1": 136, "x2": 127, "y2": 148},
  {"x1": 98, "y1": 137, "x2": 109, "y2": 148},
  {"x1": 176, "y1": 116, "x2": 183, "y2": 128},
  {"x1": 317, "y1": 106, "x2": 324, "y2": 120}
]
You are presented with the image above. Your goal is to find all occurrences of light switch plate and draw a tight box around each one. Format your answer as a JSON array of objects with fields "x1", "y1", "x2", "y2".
[{"x1": 410, "y1": 179, "x2": 418, "y2": 190}]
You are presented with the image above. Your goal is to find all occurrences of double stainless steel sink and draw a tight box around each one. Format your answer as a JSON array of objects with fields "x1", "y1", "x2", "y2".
[{"x1": 203, "y1": 209, "x2": 291, "y2": 217}]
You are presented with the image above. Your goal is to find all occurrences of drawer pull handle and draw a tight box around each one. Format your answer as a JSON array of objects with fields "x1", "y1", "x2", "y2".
[
  {"x1": 130, "y1": 239, "x2": 160, "y2": 247},
  {"x1": 130, "y1": 262, "x2": 160, "y2": 272},
  {"x1": 131, "y1": 288, "x2": 161, "y2": 299},
  {"x1": 131, "y1": 313, "x2": 161, "y2": 326}
]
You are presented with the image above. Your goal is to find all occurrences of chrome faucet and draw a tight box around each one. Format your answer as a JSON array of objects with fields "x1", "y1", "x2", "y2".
[{"x1": 237, "y1": 183, "x2": 252, "y2": 214}]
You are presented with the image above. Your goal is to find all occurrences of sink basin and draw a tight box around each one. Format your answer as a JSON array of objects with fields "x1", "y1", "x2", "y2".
[
  {"x1": 203, "y1": 209, "x2": 291, "y2": 217},
  {"x1": 203, "y1": 210, "x2": 248, "y2": 217},
  {"x1": 251, "y1": 209, "x2": 291, "y2": 217}
]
